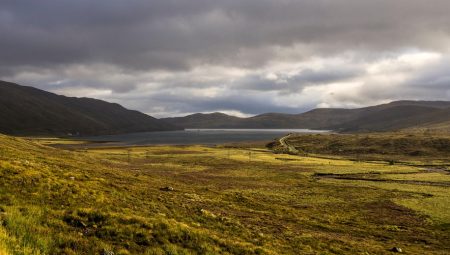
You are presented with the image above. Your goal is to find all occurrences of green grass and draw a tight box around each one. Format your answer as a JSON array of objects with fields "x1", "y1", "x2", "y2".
[
  {"x1": 384, "y1": 172, "x2": 450, "y2": 182},
  {"x1": 273, "y1": 132, "x2": 450, "y2": 162},
  {"x1": 0, "y1": 133, "x2": 449, "y2": 254},
  {"x1": 318, "y1": 179, "x2": 450, "y2": 223}
]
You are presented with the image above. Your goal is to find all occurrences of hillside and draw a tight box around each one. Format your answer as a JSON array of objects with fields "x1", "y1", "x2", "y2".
[
  {"x1": 271, "y1": 132, "x2": 450, "y2": 160},
  {"x1": 333, "y1": 105, "x2": 450, "y2": 132},
  {"x1": 162, "y1": 112, "x2": 243, "y2": 128},
  {"x1": 0, "y1": 80, "x2": 180, "y2": 136},
  {"x1": 1, "y1": 134, "x2": 450, "y2": 254},
  {"x1": 163, "y1": 101, "x2": 450, "y2": 132},
  {"x1": 405, "y1": 120, "x2": 450, "y2": 134}
]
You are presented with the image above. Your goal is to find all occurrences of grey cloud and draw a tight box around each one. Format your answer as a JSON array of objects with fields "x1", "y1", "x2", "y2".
[
  {"x1": 2, "y1": 0, "x2": 450, "y2": 74},
  {"x1": 292, "y1": 68, "x2": 361, "y2": 85},
  {"x1": 106, "y1": 88, "x2": 312, "y2": 117},
  {"x1": 1, "y1": 0, "x2": 450, "y2": 116},
  {"x1": 407, "y1": 58, "x2": 450, "y2": 90},
  {"x1": 238, "y1": 67, "x2": 362, "y2": 92},
  {"x1": 337, "y1": 57, "x2": 450, "y2": 105}
]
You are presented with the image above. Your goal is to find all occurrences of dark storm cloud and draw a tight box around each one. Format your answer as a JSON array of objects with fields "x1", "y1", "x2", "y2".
[
  {"x1": 2, "y1": 0, "x2": 450, "y2": 73},
  {"x1": 238, "y1": 67, "x2": 362, "y2": 92},
  {"x1": 1, "y1": 0, "x2": 450, "y2": 116},
  {"x1": 115, "y1": 90, "x2": 312, "y2": 117}
]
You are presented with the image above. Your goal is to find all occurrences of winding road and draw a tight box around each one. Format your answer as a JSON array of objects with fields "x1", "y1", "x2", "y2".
[{"x1": 279, "y1": 133, "x2": 299, "y2": 154}]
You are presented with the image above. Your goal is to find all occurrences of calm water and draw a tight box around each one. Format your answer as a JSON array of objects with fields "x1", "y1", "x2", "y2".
[{"x1": 80, "y1": 129, "x2": 329, "y2": 146}]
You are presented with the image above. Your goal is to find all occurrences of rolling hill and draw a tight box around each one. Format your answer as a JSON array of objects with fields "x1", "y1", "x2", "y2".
[
  {"x1": 163, "y1": 112, "x2": 243, "y2": 129},
  {"x1": 2, "y1": 79, "x2": 448, "y2": 135},
  {"x1": 163, "y1": 101, "x2": 450, "y2": 132},
  {"x1": 0, "y1": 80, "x2": 180, "y2": 136}
]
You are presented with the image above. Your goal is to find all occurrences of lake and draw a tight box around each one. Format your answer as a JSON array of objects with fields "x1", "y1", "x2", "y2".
[{"x1": 80, "y1": 129, "x2": 329, "y2": 146}]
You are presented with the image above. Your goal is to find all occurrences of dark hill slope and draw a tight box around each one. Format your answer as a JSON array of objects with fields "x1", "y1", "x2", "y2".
[
  {"x1": 163, "y1": 101, "x2": 450, "y2": 132},
  {"x1": 0, "y1": 80, "x2": 180, "y2": 135},
  {"x1": 334, "y1": 105, "x2": 450, "y2": 132},
  {"x1": 162, "y1": 112, "x2": 243, "y2": 128},
  {"x1": 299, "y1": 101, "x2": 450, "y2": 131},
  {"x1": 162, "y1": 110, "x2": 360, "y2": 129}
]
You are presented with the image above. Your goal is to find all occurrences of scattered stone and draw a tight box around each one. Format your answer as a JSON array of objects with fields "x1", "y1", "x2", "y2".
[
  {"x1": 160, "y1": 186, "x2": 174, "y2": 192},
  {"x1": 390, "y1": 247, "x2": 403, "y2": 253},
  {"x1": 102, "y1": 249, "x2": 115, "y2": 255},
  {"x1": 199, "y1": 208, "x2": 216, "y2": 218}
]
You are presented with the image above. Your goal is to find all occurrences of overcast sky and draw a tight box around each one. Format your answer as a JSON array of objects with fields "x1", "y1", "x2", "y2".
[{"x1": 1, "y1": 0, "x2": 450, "y2": 117}]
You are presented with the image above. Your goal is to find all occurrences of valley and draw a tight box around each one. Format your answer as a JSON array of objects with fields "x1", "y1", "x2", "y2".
[{"x1": 0, "y1": 133, "x2": 449, "y2": 254}]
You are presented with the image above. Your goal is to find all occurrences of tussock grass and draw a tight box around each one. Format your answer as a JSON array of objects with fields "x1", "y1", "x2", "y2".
[
  {"x1": 275, "y1": 132, "x2": 450, "y2": 162},
  {"x1": 0, "y1": 133, "x2": 449, "y2": 254}
]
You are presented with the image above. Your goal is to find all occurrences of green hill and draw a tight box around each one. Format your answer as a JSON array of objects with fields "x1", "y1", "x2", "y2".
[
  {"x1": 405, "y1": 120, "x2": 450, "y2": 134},
  {"x1": 162, "y1": 112, "x2": 242, "y2": 129},
  {"x1": 0, "y1": 80, "x2": 180, "y2": 136},
  {"x1": 163, "y1": 101, "x2": 450, "y2": 132},
  {"x1": 333, "y1": 105, "x2": 450, "y2": 132},
  {"x1": 272, "y1": 132, "x2": 450, "y2": 160}
]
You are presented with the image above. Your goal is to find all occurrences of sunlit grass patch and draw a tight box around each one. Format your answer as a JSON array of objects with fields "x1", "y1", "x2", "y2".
[
  {"x1": 1, "y1": 134, "x2": 450, "y2": 254},
  {"x1": 384, "y1": 172, "x2": 450, "y2": 182},
  {"x1": 0, "y1": 206, "x2": 52, "y2": 255},
  {"x1": 318, "y1": 178, "x2": 450, "y2": 223},
  {"x1": 0, "y1": 225, "x2": 12, "y2": 255},
  {"x1": 27, "y1": 137, "x2": 89, "y2": 146}
]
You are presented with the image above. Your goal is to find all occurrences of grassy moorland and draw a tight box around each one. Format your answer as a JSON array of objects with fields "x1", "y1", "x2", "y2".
[
  {"x1": 271, "y1": 132, "x2": 450, "y2": 162},
  {"x1": 0, "y1": 133, "x2": 449, "y2": 254}
]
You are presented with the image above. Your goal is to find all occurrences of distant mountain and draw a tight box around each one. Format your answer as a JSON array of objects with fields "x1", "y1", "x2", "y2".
[
  {"x1": 0, "y1": 80, "x2": 180, "y2": 136},
  {"x1": 2, "y1": 79, "x2": 448, "y2": 135},
  {"x1": 333, "y1": 104, "x2": 450, "y2": 132},
  {"x1": 163, "y1": 112, "x2": 242, "y2": 129},
  {"x1": 163, "y1": 100, "x2": 450, "y2": 132}
]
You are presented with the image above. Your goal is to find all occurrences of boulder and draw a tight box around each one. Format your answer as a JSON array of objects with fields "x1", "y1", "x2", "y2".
[
  {"x1": 390, "y1": 247, "x2": 402, "y2": 253},
  {"x1": 160, "y1": 186, "x2": 174, "y2": 192}
]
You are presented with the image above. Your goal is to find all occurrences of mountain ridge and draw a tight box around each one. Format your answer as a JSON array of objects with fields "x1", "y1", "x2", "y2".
[
  {"x1": 2, "y1": 79, "x2": 449, "y2": 134},
  {"x1": 0, "y1": 80, "x2": 180, "y2": 136},
  {"x1": 163, "y1": 100, "x2": 450, "y2": 132}
]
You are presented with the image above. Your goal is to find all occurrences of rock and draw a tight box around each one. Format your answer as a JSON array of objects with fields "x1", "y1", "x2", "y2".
[
  {"x1": 199, "y1": 208, "x2": 216, "y2": 218},
  {"x1": 102, "y1": 249, "x2": 115, "y2": 255},
  {"x1": 390, "y1": 247, "x2": 402, "y2": 253},
  {"x1": 69, "y1": 176, "x2": 75, "y2": 181},
  {"x1": 160, "y1": 186, "x2": 174, "y2": 192},
  {"x1": 80, "y1": 221, "x2": 87, "y2": 228}
]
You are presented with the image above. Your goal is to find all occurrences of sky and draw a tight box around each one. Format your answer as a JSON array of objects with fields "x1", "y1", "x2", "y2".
[{"x1": 1, "y1": 0, "x2": 450, "y2": 118}]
